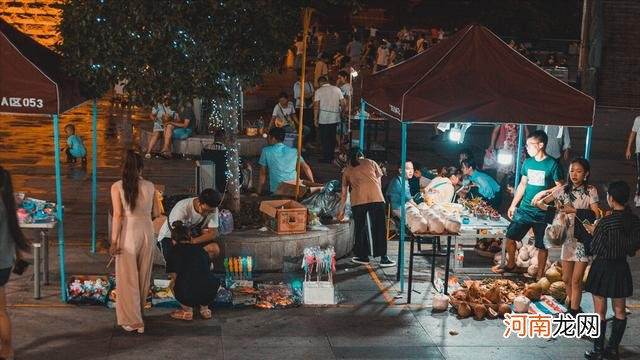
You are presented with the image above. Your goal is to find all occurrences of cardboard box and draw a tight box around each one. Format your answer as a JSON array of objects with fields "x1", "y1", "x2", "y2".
[
  {"x1": 274, "y1": 180, "x2": 324, "y2": 197},
  {"x1": 259, "y1": 200, "x2": 308, "y2": 234},
  {"x1": 303, "y1": 281, "x2": 335, "y2": 305}
]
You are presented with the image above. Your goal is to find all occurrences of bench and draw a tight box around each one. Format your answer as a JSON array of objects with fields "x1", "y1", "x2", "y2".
[{"x1": 139, "y1": 130, "x2": 267, "y2": 157}]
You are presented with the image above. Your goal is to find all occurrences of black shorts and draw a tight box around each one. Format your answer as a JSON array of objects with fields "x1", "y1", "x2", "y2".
[
  {"x1": 0, "y1": 267, "x2": 11, "y2": 287},
  {"x1": 505, "y1": 208, "x2": 548, "y2": 249}
]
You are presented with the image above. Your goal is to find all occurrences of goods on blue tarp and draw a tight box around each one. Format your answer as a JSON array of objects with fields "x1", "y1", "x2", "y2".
[{"x1": 67, "y1": 275, "x2": 112, "y2": 306}]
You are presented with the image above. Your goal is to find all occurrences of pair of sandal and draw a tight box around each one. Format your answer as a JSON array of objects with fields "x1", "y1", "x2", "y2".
[{"x1": 170, "y1": 307, "x2": 212, "y2": 321}]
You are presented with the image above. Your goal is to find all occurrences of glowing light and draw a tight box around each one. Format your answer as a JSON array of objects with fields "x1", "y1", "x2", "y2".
[
  {"x1": 497, "y1": 148, "x2": 514, "y2": 165},
  {"x1": 449, "y1": 128, "x2": 462, "y2": 143}
]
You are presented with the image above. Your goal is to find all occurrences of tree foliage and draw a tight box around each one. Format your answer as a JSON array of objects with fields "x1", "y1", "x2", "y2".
[{"x1": 58, "y1": 1, "x2": 305, "y2": 105}]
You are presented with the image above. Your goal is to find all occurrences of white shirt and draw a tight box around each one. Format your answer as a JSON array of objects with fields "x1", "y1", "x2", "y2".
[
  {"x1": 376, "y1": 47, "x2": 389, "y2": 66},
  {"x1": 293, "y1": 81, "x2": 314, "y2": 108},
  {"x1": 633, "y1": 116, "x2": 640, "y2": 153},
  {"x1": 157, "y1": 197, "x2": 218, "y2": 241},
  {"x1": 314, "y1": 84, "x2": 344, "y2": 125},
  {"x1": 272, "y1": 101, "x2": 296, "y2": 127}
]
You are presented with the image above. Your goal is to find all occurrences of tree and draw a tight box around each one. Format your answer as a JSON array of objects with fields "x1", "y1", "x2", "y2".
[{"x1": 58, "y1": 1, "x2": 303, "y2": 105}]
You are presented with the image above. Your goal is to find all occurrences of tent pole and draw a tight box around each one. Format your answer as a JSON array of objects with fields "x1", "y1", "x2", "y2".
[
  {"x1": 295, "y1": 7, "x2": 312, "y2": 200},
  {"x1": 91, "y1": 99, "x2": 97, "y2": 252},
  {"x1": 53, "y1": 114, "x2": 67, "y2": 302},
  {"x1": 584, "y1": 126, "x2": 593, "y2": 160},
  {"x1": 514, "y1": 124, "x2": 525, "y2": 189},
  {"x1": 399, "y1": 122, "x2": 407, "y2": 293},
  {"x1": 359, "y1": 99, "x2": 365, "y2": 150}
]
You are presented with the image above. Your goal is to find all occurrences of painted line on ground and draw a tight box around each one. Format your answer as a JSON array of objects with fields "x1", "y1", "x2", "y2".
[{"x1": 365, "y1": 264, "x2": 395, "y2": 306}]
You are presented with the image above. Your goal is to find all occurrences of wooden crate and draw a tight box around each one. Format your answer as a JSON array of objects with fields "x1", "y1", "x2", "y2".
[{"x1": 259, "y1": 200, "x2": 308, "y2": 234}]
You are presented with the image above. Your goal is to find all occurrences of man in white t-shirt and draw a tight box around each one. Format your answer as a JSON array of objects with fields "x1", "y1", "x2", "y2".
[
  {"x1": 157, "y1": 189, "x2": 222, "y2": 274},
  {"x1": 314, "y1": 76, "x2": 345, "y2": 163},
  {"x1": 374, "y1": 42, "x2": 389, "y2": 73},
  {"x1": 625, "y1": 115, "x2": 640, "y2": 206}
]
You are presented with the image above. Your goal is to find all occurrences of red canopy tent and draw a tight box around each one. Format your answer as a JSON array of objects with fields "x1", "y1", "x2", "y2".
[
  {"x1": 1, "y1": 18, "x2": 92, "y2": 301},
  {"x1": 358, "y1": 24, "x2": 596, "y2": 294},
  {"x1": 362, "y1": 24, "x2": 595, "y2": 126}
]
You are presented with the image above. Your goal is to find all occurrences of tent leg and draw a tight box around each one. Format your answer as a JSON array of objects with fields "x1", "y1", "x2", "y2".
[
  {"x1": 91, "y1": 99, "x2": 97, "y2": 253},
  {"x1": 399, "y1": 123, "x2": 407, "y2": 293},
  {"x1": 584, "y1": 126, "x2": 593, "y2": 160},
  {"x1": 359, "y1": 99, "x2": 365, "y2": 151},
  {"x1": 53, "y1": 115, "x2": 67, "y2": 302},
  {"x1": 514, "y1": 124, "x2": 525, "y2": 189}
]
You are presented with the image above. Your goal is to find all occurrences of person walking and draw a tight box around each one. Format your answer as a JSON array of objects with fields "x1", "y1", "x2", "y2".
[
  {"x1": 313, "y1": 76, "x2": 345, "y2": 164},
  {"x1": 583, "y1": 181, "x2": 640, "y2": 360},
  {"x1": 110, "y1": 150, "x2": 159, "y2": 333},
  {"x1": 337, "y1": 148, "x2": 395, "y2": 267},
  {"x1": 0, "y1": 167, "x2": 30, "y2": 360},
  {"x1": 625, "y1": 115, "x2": 640, "y2": 207}
]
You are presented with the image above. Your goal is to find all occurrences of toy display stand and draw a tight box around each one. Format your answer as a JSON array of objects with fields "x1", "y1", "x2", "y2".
[{"x1": 303, "y1": 281, "x2": 335, "y2": 305}]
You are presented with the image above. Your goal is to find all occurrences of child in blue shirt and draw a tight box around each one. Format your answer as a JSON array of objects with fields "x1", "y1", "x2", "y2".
[{"x1": 64, "y1": 124, "x2": 87, "y2": 164}]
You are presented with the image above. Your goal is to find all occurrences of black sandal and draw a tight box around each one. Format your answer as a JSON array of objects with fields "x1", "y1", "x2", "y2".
[{"x1": 160, "y1": 151, "x2": 172, "y2": 159}]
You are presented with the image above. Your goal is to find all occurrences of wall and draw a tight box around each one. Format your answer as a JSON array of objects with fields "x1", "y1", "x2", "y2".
[
  {"x1": 0, "y1": 0, "x2": 63, "y2": 50},
  {"x1": 597, "y1": 0, "x2": 640, "y2": 108}
]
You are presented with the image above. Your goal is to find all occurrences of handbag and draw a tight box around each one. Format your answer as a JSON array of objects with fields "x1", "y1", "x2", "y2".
[
  {"x1": 483, "y1": 149, "x2": 497, "y2": 170},
  {"x1": 543, "y1": 209, "x2": 568, "y2": 248}
]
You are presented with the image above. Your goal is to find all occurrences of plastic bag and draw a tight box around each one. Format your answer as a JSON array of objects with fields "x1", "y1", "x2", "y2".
[
  {"x1": 300, "y1": 180, "x2": 350, "y2": 219},
  {"x1": 483, "y1": 149, "x2": 497, "y2": 170},
  {"x1": 218, "y1": 209, "x2": 234, "y2": 235}
]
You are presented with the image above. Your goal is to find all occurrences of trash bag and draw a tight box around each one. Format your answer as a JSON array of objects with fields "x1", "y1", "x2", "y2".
[
  {"x1": 300, "y1": 180, "x2": 351, "y2": 219},
  {"x1": 218, "y1": 209, "x2": 234, "y2": 235}
]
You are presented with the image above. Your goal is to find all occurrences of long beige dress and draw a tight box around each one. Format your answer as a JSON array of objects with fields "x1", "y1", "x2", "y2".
[{"x1": 113, "y1": 179, "x2": 155, "y2": 327}]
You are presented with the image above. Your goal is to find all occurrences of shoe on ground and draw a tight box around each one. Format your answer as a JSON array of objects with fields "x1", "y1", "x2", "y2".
[
  {"x1": 380, "y1": 256, "x2": 396, "y2": 267},
  {"x1": 144, "y1": 153, "x2": 152, "y2": 159},
  {"x1": 351, "y1": 256, "x2": 370, "y2": 265}
]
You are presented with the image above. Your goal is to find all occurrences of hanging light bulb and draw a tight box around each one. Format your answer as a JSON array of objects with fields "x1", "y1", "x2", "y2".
[
  {"x1": 449, "y1": 124, "x2": 462, "y2": 143},
  {"x1": 497, "y1": 148, "x2": 514, "y2": 165}
]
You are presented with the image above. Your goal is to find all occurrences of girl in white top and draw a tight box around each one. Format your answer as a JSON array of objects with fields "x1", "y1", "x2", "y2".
[{"x1": 535, "y1": 158, "x2": 600, "y2": 316}]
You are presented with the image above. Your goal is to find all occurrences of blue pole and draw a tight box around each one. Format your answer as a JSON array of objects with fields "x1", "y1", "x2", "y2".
[
  {"x1": 399, "y1": 122, "x2": 407, "y2": 293},
  {"x1": 53, "y1": 115, "x2": 68, "y2": 302},
  {"x1": 514, "y1": 124, "x2": 525, "y2": 190},
  {"x1": 584, "y1": 126, "x2": 593, "y2": 160},
  {"x1": 359, "y1": 99, "x2": 365, "y2": 151},
  {"x1": 91, "y1": 99, "x2": 97, "y2": 253}
]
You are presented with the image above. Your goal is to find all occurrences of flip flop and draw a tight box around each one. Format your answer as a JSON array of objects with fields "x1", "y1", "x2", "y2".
[
  {"x1": 170, "y1": 309, "x2": 193, "y2": 321},
  {"x1": 492, "y1": 263, "x2": 517, "y2": 274}
]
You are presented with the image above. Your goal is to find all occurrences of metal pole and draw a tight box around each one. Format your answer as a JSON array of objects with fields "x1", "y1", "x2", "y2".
[
  {"x1": 514, "y1": 124, "x2": 525, "y2": 190},
  {"x1": 53, "y1": 114, "x2": 68, "y2": 302},
  {"x1": 295, "y1": 7, "x2": 312, "y2": 200},
  {"x1": 91, "y1": 99, "x2": 97, "y2": 252},
  {"x1": 33, "y1": 242, "x2": 41, "y2": 299},
  {"x1": 359, "y1": 99, "x2": 365, "y2": 150},
  {"x1": 42, "y1": 230, "x2": 49, "y2": 285},
  {"x1": 585, "y1": 126, "x2": 593, "y2": 160},
  {"x1": 399, "y1": 122, "x2": 408, "y2": 292}
]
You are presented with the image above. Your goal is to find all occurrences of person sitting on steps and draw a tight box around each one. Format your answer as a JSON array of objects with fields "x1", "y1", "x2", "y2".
[{"x1": 145, "y1": 94, "x2": 178, "y2": 159}]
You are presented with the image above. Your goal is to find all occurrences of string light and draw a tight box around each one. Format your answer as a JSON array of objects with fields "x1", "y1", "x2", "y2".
[{"x1": 207, "y1": 74, "x2": 242, "y2": 190}]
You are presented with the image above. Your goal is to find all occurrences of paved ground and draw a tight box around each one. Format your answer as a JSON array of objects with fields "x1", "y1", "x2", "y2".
[{"x1": 1, "y1": 100, "x2": 639, "y2": 359}]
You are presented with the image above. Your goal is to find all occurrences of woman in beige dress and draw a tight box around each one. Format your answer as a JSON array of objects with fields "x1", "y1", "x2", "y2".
[{"x1": 110, "y1": 150, "x2": 158, "y2": 333}]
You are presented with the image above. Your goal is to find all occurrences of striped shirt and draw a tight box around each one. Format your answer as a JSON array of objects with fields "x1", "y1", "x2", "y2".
[{"x1": 590, "y1": 211, "x2": 640, "y2": 259}]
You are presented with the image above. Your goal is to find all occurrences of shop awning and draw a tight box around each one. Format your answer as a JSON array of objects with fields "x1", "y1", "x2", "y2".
[
  {"x1": 0, "y1": 18, "x2": 88, "y2": 115},
  {"x1": 362, "y1": 24, "x2": 595, "y2": 127}
]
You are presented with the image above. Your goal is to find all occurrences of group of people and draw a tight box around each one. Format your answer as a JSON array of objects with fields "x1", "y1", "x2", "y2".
[
  {"x1": 144, "y1": 94, "x2": 196, "y2": 159},
  {"x1": 488, "y1": 130, "x2": 639, "y2": 359},
  {"x1": 107, "y1": 150, "x2": 224, "y2": 333}
]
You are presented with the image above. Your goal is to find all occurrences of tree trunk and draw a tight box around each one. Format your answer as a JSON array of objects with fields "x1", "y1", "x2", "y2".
[{"x1": 208, "y1": 77, "x2": 242, "y2": 212}]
